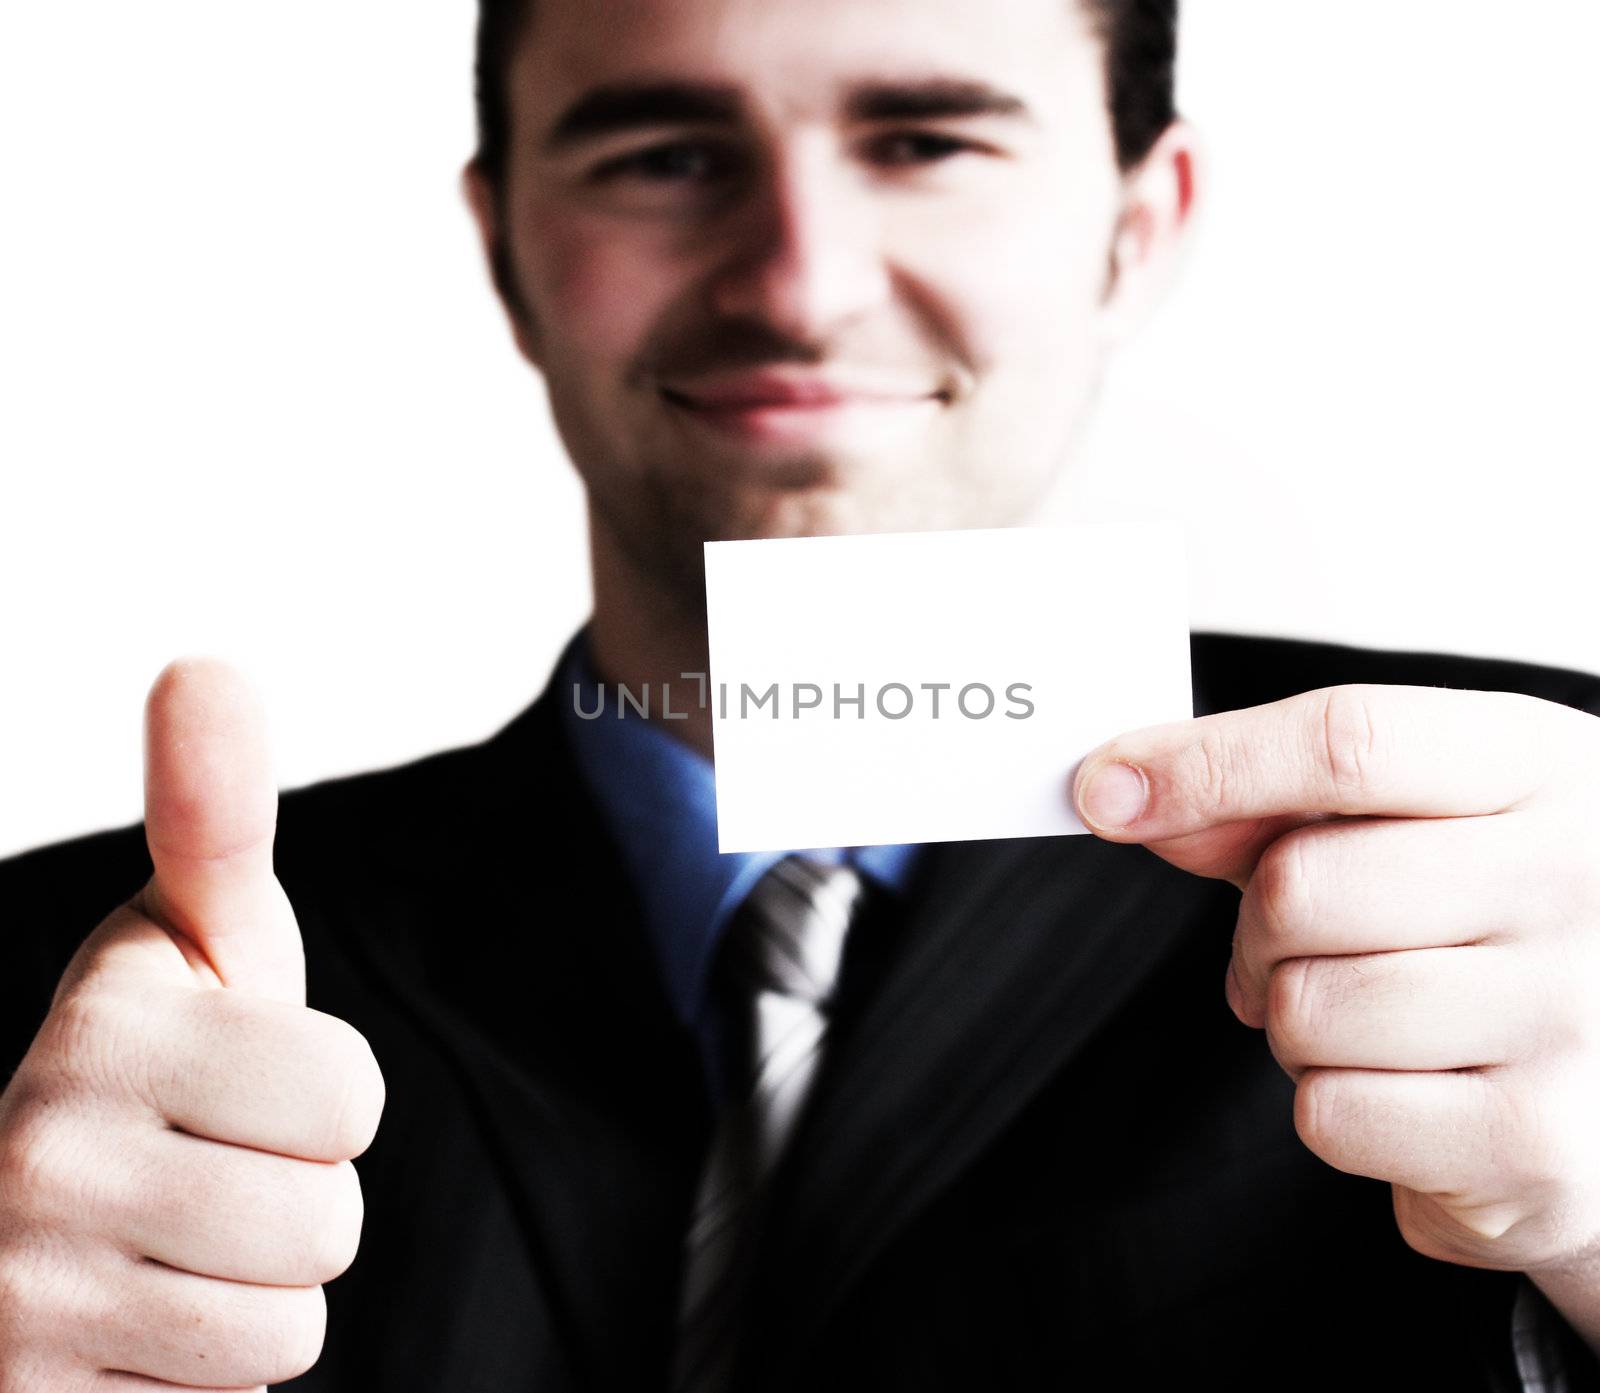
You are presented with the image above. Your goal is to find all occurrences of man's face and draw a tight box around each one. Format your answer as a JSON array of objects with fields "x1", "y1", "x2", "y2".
[{"x1": 480, "y1": 0, "x2": 1132, "y2": 601}]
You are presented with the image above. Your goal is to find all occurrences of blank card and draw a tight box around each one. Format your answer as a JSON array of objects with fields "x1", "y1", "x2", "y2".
[{"x1": 704, "y1": 524, "x2": 1193, "y2": 853}]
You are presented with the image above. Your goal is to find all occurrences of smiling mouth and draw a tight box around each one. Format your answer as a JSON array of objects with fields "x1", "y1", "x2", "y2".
[
  {"x1": 658, "y1": 385, "x2": 948, "y2": 445},
  {"x1": 652, "y1": 380, "x2": 947, "y2": 447},
  {"x1": 658, "y1": 386, "x2": 949, "y2": 408}
]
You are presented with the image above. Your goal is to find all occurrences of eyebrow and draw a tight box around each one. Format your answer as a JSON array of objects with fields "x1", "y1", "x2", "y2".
[{"x1": 540, "y1": 76, "x2": 1033, "y2": 156}]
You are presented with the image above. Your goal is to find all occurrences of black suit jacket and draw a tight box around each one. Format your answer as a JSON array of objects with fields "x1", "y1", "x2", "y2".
[{"x1": 6, "y1": 632, "x2": 1600, "y2": 1391}]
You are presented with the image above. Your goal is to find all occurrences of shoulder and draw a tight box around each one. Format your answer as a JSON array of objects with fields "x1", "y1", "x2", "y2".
[
  {"x1": 0, "y1": 729, "x2": 503, "y2": 912},
  {"x1": 0, "y1": 690, "x2": 564, "y2": 1063},
  {"x1": 1191, "y1": 631, "x2": 1600, "y2": 719},
  {"x1": 0, "y1": 683, "x2": 566, "y2": 896}
]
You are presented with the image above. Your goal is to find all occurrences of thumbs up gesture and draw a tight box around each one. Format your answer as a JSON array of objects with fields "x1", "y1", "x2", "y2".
[{"x1": 0, "y1": 660, "x2": 385, "y2": 1389}]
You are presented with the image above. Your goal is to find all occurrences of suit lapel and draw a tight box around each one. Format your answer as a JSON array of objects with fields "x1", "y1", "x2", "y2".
[{"x1": 746, "y1": 829, "x2": 1237, "y2": 1370}]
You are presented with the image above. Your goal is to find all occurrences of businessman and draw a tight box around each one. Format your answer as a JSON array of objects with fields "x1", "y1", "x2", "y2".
[{"x1": 5, "y1": 0, "x2": 1600, "y2": 1388}]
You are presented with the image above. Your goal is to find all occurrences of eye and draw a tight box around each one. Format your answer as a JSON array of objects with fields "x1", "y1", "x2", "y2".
[
  {"x1": 865, "y1": 131, "x2": 980, "y2": 167},
  {"x1": 589, "y1": 140, "x2": 739, "y2": 186}
]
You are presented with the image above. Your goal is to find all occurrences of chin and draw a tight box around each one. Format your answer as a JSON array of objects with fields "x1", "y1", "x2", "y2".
[{"x1": 712, "y1": 485, "x2": 903, "y2": 544}]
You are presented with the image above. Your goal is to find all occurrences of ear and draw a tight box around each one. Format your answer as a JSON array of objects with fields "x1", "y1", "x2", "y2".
[
  {"x1": 1099, "y1": 120, "x2": 1203, "y2": 346},
  {"x1": 461, "y1": 159, "x2": 546, "y2": 370}
]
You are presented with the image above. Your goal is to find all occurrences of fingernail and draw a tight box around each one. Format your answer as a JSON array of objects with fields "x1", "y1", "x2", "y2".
[{"x1": 1078, "y1": 761, "x2": 1149, "y2": 830}]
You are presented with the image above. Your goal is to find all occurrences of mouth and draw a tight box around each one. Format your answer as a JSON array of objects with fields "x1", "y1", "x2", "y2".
[{"x1": 658, "y1": 378, "x2": 950, "y2": 445}]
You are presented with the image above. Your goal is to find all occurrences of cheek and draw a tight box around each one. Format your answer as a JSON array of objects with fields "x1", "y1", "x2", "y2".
[
  {"x1": 896, "y1": 176, "x2": 1115, "y2": 378},
  {"x1": 510, "y1": 211, "x2": 681, "y2": 365}
]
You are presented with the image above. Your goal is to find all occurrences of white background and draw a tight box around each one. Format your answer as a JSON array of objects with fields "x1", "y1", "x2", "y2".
[{"x1": 2, "y1": 1, "x2": 1597, "y2": 857}]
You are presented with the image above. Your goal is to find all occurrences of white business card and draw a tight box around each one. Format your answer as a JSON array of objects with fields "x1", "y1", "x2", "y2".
[{"x1": 704, "y1": 524, "x2": 1192, "y2": 852}]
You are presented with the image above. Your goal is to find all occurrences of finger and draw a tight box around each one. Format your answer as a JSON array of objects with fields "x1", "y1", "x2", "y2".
[
  {"x1": 141, "y1": 657, "x2": 304, "y2": 1005},
  {"x1": 1292, "y1": 1066, "x2": 1514, "y2": 1197},
  {"x1": 1132, "y1": 811, "x2": 1333, "y2": 890},
  {"x1": 1259, "y1": 944, "x2": 1541, "y2": 1074},
  {"x1": 1228, "y1": 814, "x2": 1543, "y2": 1020},
  {"x1": 132, "y1": 981, "x2": 384, "y2": 1162},
  {"x1": 1072, "y1": 685, "x2": 1576, "y2": 871},
  {"x1": 114, "y1": 1129, "x2": 362, "y2": 1287},
  {"x1": 76, "y1": 1260, "x2": 324, "y2": 1389},
  {"x1": 1293, "y1": 1060, "x2": 1595, "y2": 1229}
]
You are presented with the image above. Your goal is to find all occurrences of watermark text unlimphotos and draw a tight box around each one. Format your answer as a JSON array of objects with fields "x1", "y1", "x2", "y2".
[{"x1": 573, "y1": 674, "x2": 1035, "y2": 721}]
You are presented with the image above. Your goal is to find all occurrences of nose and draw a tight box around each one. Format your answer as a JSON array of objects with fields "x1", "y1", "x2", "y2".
[{"x1": 705, "y1": 135, "x2": 893, "y2": 343}]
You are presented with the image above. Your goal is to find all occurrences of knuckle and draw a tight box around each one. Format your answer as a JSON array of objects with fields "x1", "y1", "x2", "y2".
[
  {"x1": 1251, "y1": 832, "x2": 1319, "y2": 946},
  {"x1": 1265, "y1": 957, "x2": 1321, "y2": 1060},
  {"x1": 0, "y1": 1240, "x2": 89, "y2": 1366},
  {"x1": 1318, "y1": 686, "x2": 1385, "y2": 802},
  {"x1": 0, "y1": 1085, "x2": 86, "y2": 1223},
  {"x1": 0, "y1": 1251, "x2": 42, "y2": 1341},
  {"x1": 308, "y1": 1161, "x2": 365, "y2": 1282},
  {"x1": 35, "y1": 990, "x2": 140, "y2": 1100},
  {"x1": 258, "y1": 1283, "x2": 328, "y2": 1384},
  {"x1": 1291, "y1": 1067, "x2": 1343, "y2": 1158},
  {"x1": 313, "y1": 1018, "x2": 385, "y2": 1160}
]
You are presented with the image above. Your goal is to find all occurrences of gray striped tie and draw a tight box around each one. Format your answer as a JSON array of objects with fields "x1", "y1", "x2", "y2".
[{"x1": 671, "y1": 854, "x2": 868, "y2": 1393}]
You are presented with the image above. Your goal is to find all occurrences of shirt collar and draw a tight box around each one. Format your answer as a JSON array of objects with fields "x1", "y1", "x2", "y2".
[{"x1": 553, "y1": 625, "x2": 922, "y2": 1031}]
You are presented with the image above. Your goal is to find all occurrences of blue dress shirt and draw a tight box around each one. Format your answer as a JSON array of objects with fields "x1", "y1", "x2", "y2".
[{"x1": 553, "y1": 626, "x2": 924, "y2": 1103}]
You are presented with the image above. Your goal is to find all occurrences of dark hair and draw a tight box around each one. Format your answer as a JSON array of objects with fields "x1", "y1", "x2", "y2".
[
  {"x1": 1082, "y1": 0, "x2": 1179, "y2": 169},
  {"x1": 473, "y1": 0, "x2": 1178, "y2": 183}
]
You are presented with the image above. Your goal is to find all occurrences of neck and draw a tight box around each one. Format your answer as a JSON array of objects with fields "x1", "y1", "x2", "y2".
[{"x1": 586, "y1": 514, "x2": 716, "y2": 760}]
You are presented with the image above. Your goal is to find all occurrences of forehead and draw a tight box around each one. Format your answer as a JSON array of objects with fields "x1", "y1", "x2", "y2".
[{"x1": 508, "y1": 0, "x2": 1099, "y2": 128}]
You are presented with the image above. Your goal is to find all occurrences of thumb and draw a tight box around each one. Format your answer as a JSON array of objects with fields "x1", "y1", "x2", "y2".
[{"x1": 140, "y1": 657, "x2": 305, "y2": 1005}]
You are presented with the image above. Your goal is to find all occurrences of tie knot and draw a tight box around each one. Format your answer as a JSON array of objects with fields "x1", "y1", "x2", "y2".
[{"x1": 719, "y1": 854, "x2": 866, "y2": 1008}]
